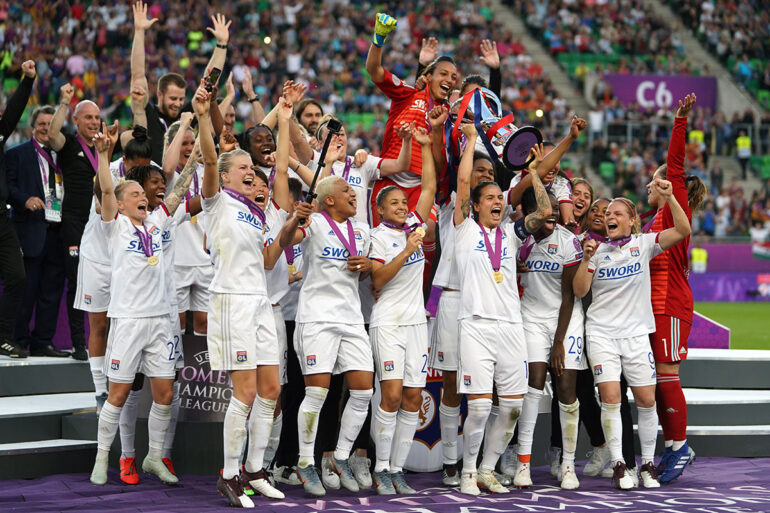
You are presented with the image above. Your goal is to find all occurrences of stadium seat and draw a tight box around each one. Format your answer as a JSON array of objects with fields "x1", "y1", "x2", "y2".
[{"x1": 599, "y1": 161, "x2": 615, "y2": 183}]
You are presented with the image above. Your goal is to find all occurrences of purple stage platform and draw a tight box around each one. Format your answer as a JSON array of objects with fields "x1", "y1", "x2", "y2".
[{"x1": 3, "y1": 459, "x2": 770, "y2": 513}]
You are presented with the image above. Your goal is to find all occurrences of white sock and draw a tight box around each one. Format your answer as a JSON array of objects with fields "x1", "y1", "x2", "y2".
[
  {"x1": 97, "y1": 401, "x2": 122, "y2": 452},
  {"x1": 119, "y1": 389, "x2": 140, "y2": 458},
  {"x1": 517, "y1": 386, "x2": 543, "y2": 458},
  {"x1": 334, "y1": 389, "x2": 373, "y2": 461},
  {"x1": 439, "y1": 402, "x2": 461, "y2": 465},
  {"x1": 665, "y1": 439, "x2": 674, "y2": 448},
  {"x1": 462, "y1": 398, "x2": 492, "y2": 474},
  {"x1": 263, "y1": 411, "x2": 282, "y2": 469},
  {"x1": 162, "y1": 381, "x2": 181, "y2": 460},
  {"x1": 89, "y1": 357, "x2": 107, "y2": 395},
  {"x1": 223, "y1": 397, "x2": 251, "y2": 479},
  {"x1": 390, "y1": 409, "x2": 419, "y2": 473},
  {"x1": 480, "y1": 397, "x2": 522, "y2": 471},
  {"x1": 483, "y1": 404, "x2": 499, "y2": 453},
  {"x1": 373, "y1": 406, "x2": 398, "y2": 472},
  {"x1": 600, "y1": 402, "x2": 623, "y2": 464},
  {"x1": 147, "y1": 402, "x2": 171, "y2": 461},
  {"x1": 559, "y1": 400, "x2": 580, "y2": 465},
  {"x1": 672, "y1": 440, "x2": 686, "y2": 451},
  {"x1": 637, "y1": 405, "x2": 659, "y2": 465},
  {"x1": 298, "y1": 386, "x2": 328, "y2": 468},
  {"x1": 244, "y1": 396, "x2": 277, "y2": 473}
]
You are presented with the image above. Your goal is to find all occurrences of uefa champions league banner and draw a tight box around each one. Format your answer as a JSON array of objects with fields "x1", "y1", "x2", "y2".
[{"x1": 603, "y1": 74, "x2": 717, "y2": 112}]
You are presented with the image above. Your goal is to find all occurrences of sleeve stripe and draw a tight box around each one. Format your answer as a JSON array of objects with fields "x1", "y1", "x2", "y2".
[
  {"x1": 413, "y1": 210, "x2": 424, "y2": 225},
  {"x1": 564, "y1": 260, "x2": 581, "y2": 267},
  {"x1": 376, "y1": 158, "x2": 384, "y2": 170},
  {"x1": 587, "y1": 268, "x2": 595, "y2": 273},
  {"x1": 558, "y1": 199, "x2": 573, "y2": 204},
  {"x1": 369, "y1": 257, "x2": 386, "y2": 263},
  {"x1": 271, "y1": 198, "x2": 280, "y2": 210},
  {"x1": 159, "y1": 203, "x2": 170, "y2": 216}
]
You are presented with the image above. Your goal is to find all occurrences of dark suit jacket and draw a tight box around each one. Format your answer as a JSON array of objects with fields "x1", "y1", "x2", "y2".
[{"x1": 6, "y1": 140, "x2": 50, "y2": 258}]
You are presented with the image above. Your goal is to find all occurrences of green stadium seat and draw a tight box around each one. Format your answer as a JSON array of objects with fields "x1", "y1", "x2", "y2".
[
  {"x1": 762, "y1": 164, "x2": 770, "y2": 180},
  {"x1": 750, "y1": 155, "x2": 763, "y2": 173},
  {"x1": 758, "y1": 90, "x2": 770, "y2": 108},
  {"x1": 599, "y1": 161, "x2": 615, "y2": 182}
]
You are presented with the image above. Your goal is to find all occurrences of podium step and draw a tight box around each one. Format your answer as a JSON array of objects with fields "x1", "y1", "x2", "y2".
[
  {"x1": 0, "y1": 392, "x2": 95, "y2": 444},
  {"x1": 0, "y1": 357, "x2": 93, "y2": 397},
  {"x1": 0, "y1": 439, "x2": 96, "y2": 479},
  {"x1": 681, "y1": 349, "x2": 770, "y2": 389}
]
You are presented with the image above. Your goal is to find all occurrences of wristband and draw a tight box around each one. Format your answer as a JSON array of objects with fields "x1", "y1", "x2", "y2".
[
  {"x1": 293, "y1": 161, "x2": 301, "y2": 173},
  {"x1": 216, "y1": 43, "x2": 228, "y2": 49},
  {"x1": 248, "y1": 96, "x2": 260, "y2": 103}
]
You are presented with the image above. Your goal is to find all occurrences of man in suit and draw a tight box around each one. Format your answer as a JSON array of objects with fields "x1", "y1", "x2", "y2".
[
  {"x1": 6, "y1": 105, "x2": 79, "y2": 358},
  {"x1": 0, "y1": 60, "x2": 36, "y2": 359}
]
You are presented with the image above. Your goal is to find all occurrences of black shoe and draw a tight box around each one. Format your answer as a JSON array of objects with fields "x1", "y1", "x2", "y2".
[
  {"x1": 30, "y1": 344, "x2": 70, "y2": 357},
  {"x1": 72, "y1": 345, "x2": 88, "y2": 361},
  {"x1": 217, "y1": 474, "x2": 254, "y2": 507},
  {"x1": 0, "y1": 340, "x2": 29, "y2": 358}
]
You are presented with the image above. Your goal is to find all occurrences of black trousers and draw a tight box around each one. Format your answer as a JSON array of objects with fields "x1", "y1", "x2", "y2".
[
  {"x1": 276, "y1": 320, "x2": 303, "y2": 468},
  {"x1": 0, "y1": 215, "x2": 25, "y2": 340},
  {"x1": 15, "y1": 224, "x2": 66, "y2": 349},
  {"x1": 61, "y1": 218, "x2": 86, "y2": 349}
]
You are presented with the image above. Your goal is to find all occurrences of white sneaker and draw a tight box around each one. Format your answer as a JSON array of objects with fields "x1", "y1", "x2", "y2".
[
  {"x1": 630, "y1": 468, "x2": 639, "y2": 488},
  {"x1": 513, "y1": 461, "x2": 532, "y2": 487},
  {"x1": 583, "y1": 445, "x2": 611, "y2": 476},
  {"x1": 600, "y1": 464, "x2": 614, "y2": 478},
  {"x1": 560, "y1": 463, "x2": 579, "y2": 490},
  {"x1": 495, "y1": 471, "x2": 511, "y2": 487},
  {"x1": 478, "y1": 469, "x2": 509, "y2": 493},
  {"x1": 349, "y1": 455, "x2": 373, "y2": 488},
  {"x1": 500, "y1": 445, "x2": 518, "y2": 477},
  {"x1": 460, "y1": 472, "x2": 480, "y2": 496},
  {"x1": 639, "y1": 463, "x2": 660, "y2": 488},
  {"x1": 274, "y1": 465, "x2": 302, "y2": 485},
  {"x1": 611, "y1": 462, "x2": 634, "y2": 490},
  {"x1": 548, "y1": 447, "x2": 562, "y2": 478},
  {"x1": 321, "y1": 456, "x2": 341, "y2": 490},
  {"x1": 243, "y1": 469, "x2": 285, "y2": 499},
  {"x1": 90, "y1": 453, "x2": 109, "y2": 485},
  {"x1": 142, "y1": 456, "x2": 179, "y2": 484}
]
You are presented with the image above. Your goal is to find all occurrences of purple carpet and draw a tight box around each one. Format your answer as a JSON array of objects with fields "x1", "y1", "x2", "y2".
[{"x1": 2, "y1": 459, "x2": 770, "y2": 512}]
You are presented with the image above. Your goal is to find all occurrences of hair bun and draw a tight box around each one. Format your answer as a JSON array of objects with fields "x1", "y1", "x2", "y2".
[{"x1": 132, "y1": 125, "x2": 149, "y2": 142}]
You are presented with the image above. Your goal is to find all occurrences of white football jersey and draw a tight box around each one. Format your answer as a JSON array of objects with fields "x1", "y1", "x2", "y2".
[
  {"x1": 296, "y1": 212, "x2": 370, "y2": 324},
  {"x1": 263, "y1": 200, "x2": 291, "y2": 305},
  {"x1": 454, "y1": 217, "x2": 528, "y2": 321},
  {"x1": 433, "y1": 195, "x2": 460, "y2": 290},
  {"x1": 585, "y1": 233, "x2": 663, "y2": 338},
  {"x1": 307, "y1": 153, "x2": 382, "y2": 225},
  {"x1": 79, "y1": 161, "x2": 124, "y2": 264},
  {"x1": 508, "y1": 172, "x2": 573, "y2": 205},
  {"x1": 168, "y1": 165, "x2": 210, "y2": 268},
  {"x1": 520, "y1": 225, "x2": 583, "y2": 322},
  {"x1": 101, "y1": 207, "x2": 173, "y2": 318},
  {"x1": 202, "y1": 191, "x2": 268, "y2": 296},
  {"x1": 369, "y1": 211, "x2": 427, "y2": 327},
  {"x1": 279, "y1": 244, "x2": 304, "y2": 322}
]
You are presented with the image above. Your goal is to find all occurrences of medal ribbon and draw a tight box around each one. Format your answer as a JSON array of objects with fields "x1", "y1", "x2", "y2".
[
  {"x1": 331, "y1": 157, "x2": 353, "y2": 181},
  {"x1": 477, "y1": 222, "x2": 503, "y2": 273},
  {"x1": 605, "y1": 235, "x2": 632, "y2": 247},
  {"x1": 321, "y1": 211, "x2": 357, "y2": 256},
  {"x1": 222, "y1": 187, "x2": 266, "y2": 225},
  {"x1": 134, "y1": 225, "x2": 155, "y2": 257},
  {"x1": 75, "y1": 133, "x2": 99, "y2": 173}
]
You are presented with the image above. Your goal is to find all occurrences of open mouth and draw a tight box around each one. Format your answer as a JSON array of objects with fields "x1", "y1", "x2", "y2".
[
  {"x1": 156, "y1": 192, "x2": 165, "y2": 200},
  {"x1": 255, "y1": 193, "x2": 266, "y2": 204},
  {"x1": 592, "y1": 217, "x2": 604, "y2": 227},
  {"x1": 575, "y1": 201, "x2": 585, "y2": 211},
  {"x1": 490, "y1": 206, "x2": 502, "y2": 217},
  {"x1": 261, "y1": 147, "x2": 273, "y2": 156},
  {"x1": 607, "y1": 221, "x2": 618, "y2": 231},
  {"x1": 440, "y1": 84, "x2": 451, "y2": 94},
  {"x1": 138, "y1": 203, "x2": 147, "y2": 212}
]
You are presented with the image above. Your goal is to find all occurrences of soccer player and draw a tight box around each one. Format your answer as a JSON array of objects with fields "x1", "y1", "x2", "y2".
[
  {"x1": 89, "y1": 129, "x2": 177, "y2": 487},
  {"x1": 572, "y1": 178, "x2": 594, "y2": 233},
  {"x1": 197, "y1": 84, "x2": 284, "y2": 505},
  {"x1": 368, "y1": 126, "x2": 436, "y2": 495},
  {"x1": 646, "y1": 94, "x2": 706, "y2": 483},
  {"x1": 573, "y1": 181, "x2": 692, "y2": 490},
  {"x1": 453, "y1": 124, "x2": 551, "y2": 496},
  {"x1": 277, "y1": 175, "x2": 374, "y2": 497}
]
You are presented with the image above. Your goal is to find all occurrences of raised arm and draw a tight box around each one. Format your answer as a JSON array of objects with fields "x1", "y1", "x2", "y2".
[
  {"x1": 241, "y1": 68, "x2": 266, "y2": 124},
  {"x1": 278, "y1": 202, "x2": 313, "y2": 248},
  {"x1": 573, "y1": 239, "x2": 597, "y2": 298},
  {"x1": 94, "y1": 128, "x2": 116, "y2": 222},
  {"x1": 194, "y1": 84, "x2": 218, "y2": 199},
  {"x1": 0, "y1": 61, "x2": 35, "y2": 139},
  {"x1": 653, "y1": 179, "x2": 692, "y2": 250},
  {"x1": 522, "y1": 152, "x2": 553, "y2": 234},
  {"x1": 209, "y1": 86, "x2": 225, "y2": 137},
  {"x1": 130, "y1": 1, "x2": 157, "y2": 88},
  {"x1": 379, "y1": 122, "x2": 414, "y2": 177},
  {"x1": 204, "y1": 14, "x2": 231, "y2": 86},
  {"x1": 365, "y1": 13, "x2": 398, "y2": 83},
  {"x1": 454, "y1": 124, "x2": 477, "y2": 226},
  {"x1": 413, "y1": 127, "x2": 436, "y2": 222},
  {"x1": 428, "y1": 105, "x2": 448, "y2": 179},
  {"x1": 165, "y1": 139, "x2": 201, "y2": 216},
  {"x1": 162, "y1": 112, "x2": 194, "y2": 180},
  {"x1": 121, "y1": 82, "x2": 150, "y2": 149},
  {"x1": 48, "y1": 84, "x2": 75, "y2": 152},
  {"x1": 479, "y1": 40, "x2": 501, "y2": 97},
  {"x1": 273, "y1": 97, "x2": 294, "y2": 212},
  {"x1": 282, "y1": 81, "x2": 313, "y2": 165},
  {"x1": 218, "y1": 73, "x2": 235, "y2": 118}
]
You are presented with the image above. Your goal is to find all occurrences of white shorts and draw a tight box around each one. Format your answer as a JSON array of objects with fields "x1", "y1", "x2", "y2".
[
  {"x1": 428, "y1": 290, "x2": 460, "y2": 371},
  {"x1": 207, "y1": 293, "x2": 278, "y2": 371},
  {"x1": 105, "y1": 316, "x2": 176, "y2": 383},
  {"x1": 587, "y1": 335, "x2": 657, "y2": 387},
  {"x1": 370, "y1": 323, "x2": 429, "y2": 388},
  {"x1": 524, "y1": 308, "x2": 587, "y2": 371},
  {"x1": 73, "y1": 257, "x2": 110, "y2": 312},
  {"x1": 169, "y1": 310, "x2": 184, "y2": 370},
  {"x1": 294, "y1": 322, "x2": 373, "y2": 376},
  {"x1": 273, "y1": 304, "x2": 288, "y2": 386},
  {"x1": 458, "y1": 318, "x2": 528, "y2": 396},
  {"x1": 175, "y1": 265, "x2": 213, "y2": 313}
]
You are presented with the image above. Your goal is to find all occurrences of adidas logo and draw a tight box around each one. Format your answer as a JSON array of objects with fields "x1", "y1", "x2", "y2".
[
  {"x1": 666, "y1": 407, "x2": 678, "y2": 413},
  {"x1": 679, "y1": 347, "x2": 687, "y2": 354},
  {"x1": 392, "y1": 243, "x2": 399, "y2": 247}
]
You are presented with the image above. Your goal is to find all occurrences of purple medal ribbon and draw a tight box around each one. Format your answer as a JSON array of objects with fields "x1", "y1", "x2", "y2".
[
  {"x1": 178, "y1": 167, "x2": 200, "y2": 200},
  {"x1": 330, "y1": 157, "x2": 353, "y2": 181},
  {"x1": 321, "y1": 211, "x2": 358, "y2": 257},
  {"x1": 605, "y1": 235, "x2": 632, "y2": 247},
  {"x1": 641, "y1": 208, "x2": 658, "y2": 234},
  {"x1": 75, "y1": 133, "x2": 99, "y2": 174},
  {"x1": 518, "y1": 231, "x2": 548, "y2": 262},
  {"x1": 583, "y1": 231, "x2": 608, "y2": 243},
  {"x1": 284, "y1": 246, "x2": 295, "y2": 265},
  {"x1": 381, "y1": 218, "x2": 420, "y2": 233},
  {"x1": 268, "y1": 166, "x2": 277, "y2": 187},
  {"x1": 134, "y1": 225, "x2": 154, "y2": 257},
  {"x1": 118, "y1": 161, "x2": 126, "y2": 178},
  {"x1": 477, "y1": 222, "x2": 503, "y2": 273},
  {"x1": 223, "y1": 187, "x2": 266, "y2": 226},
  {"x1": 31, "y1": 139, "x2": 61, "y2": 187}
]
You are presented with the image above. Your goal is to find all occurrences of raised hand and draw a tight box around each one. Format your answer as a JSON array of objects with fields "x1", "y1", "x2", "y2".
[
  {"x1": 207, "y1": 13, "x2": 231, "y2": 45},
  {"x1": 282, "y1": 80, "x2": 307, "y2": 105},
  {"x1": 21, "y1": 60, "x2": 36, "y2": 78},
  {"x1": 277, "y1": 96, "x2": 294, "y2": 121},
  {"x1": 428, "y1": 105, "x2": 448, "y2": 131},
  {"x1": 105, "y1": 120, "x2": 120, "y2": 148},
  {"x1": 652, "y1": 178, "x2": 673, "y2": 198},
  {"x1": 59, "y1": 83, "x2": 75, "y2": 105},
  {"x1": 130, "y1": 82, "x2": 148, "y2": 110},
  {"x1": 413, "y1": 126, "x2": 431, "y2": 146},
  {"x1": 419, "y1": 37, "x2": 438, "y2": 66},
  {"x1": 241, "y1": 67, "x2": 255, "y2": 98},
  {"x1": 395, "y1": 121, "x2": 415, "y2": 140},
  {"x1": 193, "y1": 81, "x2": 211, "y2": 117},
  {"x1": 675, "y1": 93, "x2": 697, "y2": 118},
  {"x1": 354, "y1": 149, "x2": 369, "y2": 167},
  {"x1": 528, "y1": 143, "x2": 546, "y2": 171},
  {"x1": 372, "y1": 12, "x2": 397, "y2": 47},
  {"x1": 479, "y1": 39, "x2": 500, "y2": 69},
  {"x1": 414, "y1": 75, "x2": 427, "y2": 90},
  {"x1": 132, "y1": 1, "x2": 158, "y2": 31},
  {"x1": 224, "y1": 72, "x2": 235, "y2": 98},
  {"x1": 220, "y1": 129, "x2": 239, "y2": 153},
  {"x1": 569, "y1": 115, "x2": 587, "y2": 139},
  {"x1": 460, "y1": 122, "x2": 477, "y2": 139},
  {"x1": 582, "y1": 239, "x2": 598, "y2": 261},
  {"x1": 180, "y1": 111, "x2": 194, "y2": 126},
  {"x1": 93, "y1": 126, "x2": 111, "y2": 155},
  {"x1": 263, "y1": 152, "x2": 277, "y2": 167}
]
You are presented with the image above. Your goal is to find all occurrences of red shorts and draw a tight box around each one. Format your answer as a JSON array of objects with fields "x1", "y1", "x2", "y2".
[
  {"x1": 650, "y1": 315, "x2": 691, "y2": 363},
  {"x1": 370, "y1": 178, "x2": 437, "y2": 227}
]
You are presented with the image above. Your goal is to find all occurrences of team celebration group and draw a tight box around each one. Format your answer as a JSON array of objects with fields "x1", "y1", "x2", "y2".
[{"x1": 1, "y1": 5, "x2": 710, "y2": 508}]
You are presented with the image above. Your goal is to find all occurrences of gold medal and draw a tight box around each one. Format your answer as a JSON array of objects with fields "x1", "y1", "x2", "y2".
[
  {"x1": 148, "y1": 255, "x2": 159, "y2": 266},
  {"x1": 493, "y1": 271, "x2": 503, "y2": 283},
  {"x1": 415, "y1": 226, "x2": 426, "y2": 237},
  {"x1": 190, "y1": 215, "x2": 197, "y2": 225},
  {"x1": 288, "y1": 264, "x2": 297, "y2": 274}
]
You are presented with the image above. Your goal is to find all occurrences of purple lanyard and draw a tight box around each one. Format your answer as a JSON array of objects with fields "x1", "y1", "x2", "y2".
[
  {"x1": 75, "y1": 133, "x2": 99, "y2": 173},
  {"x1": 118, "y1": 161, "x2": 126, "y2": 178},
  {"x1": 641, "y1": 209, "x2": 658, "y2": 234},
  {"x1": 268, "y1": 166, "x2": 277, "y2": 187},
  {"x1": 518, "y1": 232, "x2": 547, "y2": 262},
  {"x1": 321, "y1": 211, "x2": 357, "y2": 256},
  {"x1": 284, "y1": 246, "x2": 295, "y2": 265},
  {"x1": 31, "y1": 139, "x2": 61, "y2": 187},
  {"x1": 223, "y1": 187, "x2": 266, "y2": 225},
  {"x1": 134, "y1": 225, "x2": 154, "y2": 257},
  {"x1": 606, "y1": 235, "x2": 632, "y2": 247},
  {"x1": 178, "y1": 167, "x2": 199, "y2": 200},
  {"x1": 583, "y1": 231, "x2": 608, "y2": 243},
  {"x1": 381, "y1": 218, "x2": 420, "y2": 233},
  {"x1": 477, "y1": 222, "x2": 503, "y2": 272},
  {"x1": 331, "y1": 157, "x2": 353, "y2": 181}
]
